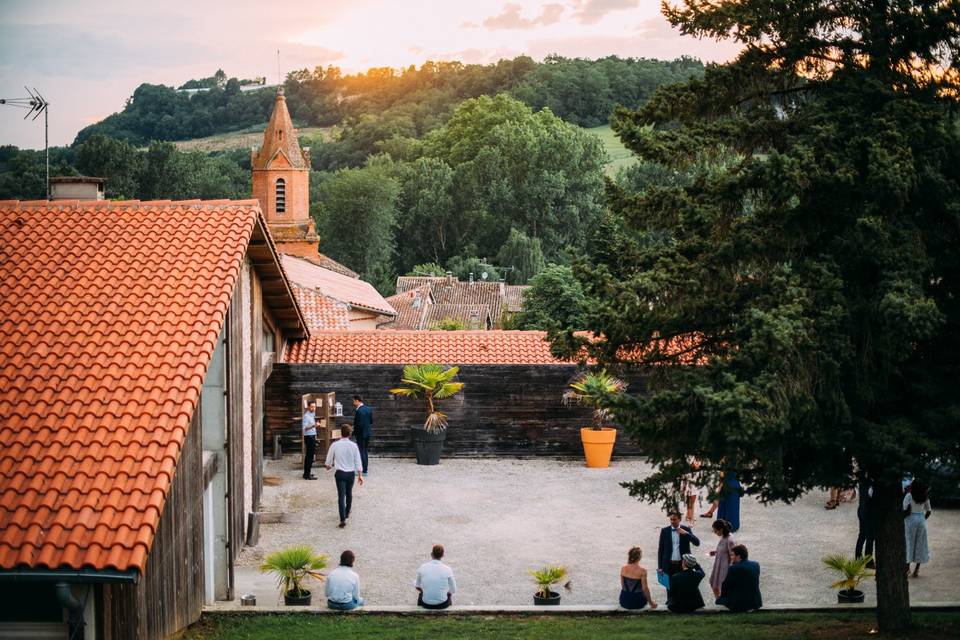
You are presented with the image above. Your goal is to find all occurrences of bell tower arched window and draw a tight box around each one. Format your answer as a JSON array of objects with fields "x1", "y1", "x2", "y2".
[{"x1": 275, "y1": 178, "x2": 286, "y2": 214}]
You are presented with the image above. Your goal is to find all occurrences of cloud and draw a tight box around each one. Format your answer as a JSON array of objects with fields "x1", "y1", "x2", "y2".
[
  {"x1": 483, "y1": 3, "x2": 565, "y2": 30},
  {"x1": 572, "y1": 0, "x2": 639, "y2": 25}
]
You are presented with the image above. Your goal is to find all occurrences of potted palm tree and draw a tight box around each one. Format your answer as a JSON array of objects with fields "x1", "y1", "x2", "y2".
[
  {"x1": 822, "y1": 553, "x2": 874, "y2": 603},
  {"x1": 390, "y1": 363, "x2": 465, "y2": 465},
  {"x1": 259, "y1": 545, "x2": 328, "y2": 606},
  {"x1": 563, "y1": 370, "x2": 626, "y2": 468},
  {"x1": 529, "y1": 565, "x2": 570, "y2": 605}
]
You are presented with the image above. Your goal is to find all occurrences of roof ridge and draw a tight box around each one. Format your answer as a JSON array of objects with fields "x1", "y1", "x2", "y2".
[{"x1": 1, "y1": 199, "x2": 262, "y2": 208}]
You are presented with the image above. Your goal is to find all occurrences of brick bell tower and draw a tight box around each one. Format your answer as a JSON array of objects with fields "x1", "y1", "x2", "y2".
[{"x1": 251, "y1": 87, "x2": 320, "y2": 257}]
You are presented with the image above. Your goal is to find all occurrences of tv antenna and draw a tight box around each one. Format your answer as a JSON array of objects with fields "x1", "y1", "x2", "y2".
[{"x1": 1, "y1": 87, "x2": 51, "y2": 198}]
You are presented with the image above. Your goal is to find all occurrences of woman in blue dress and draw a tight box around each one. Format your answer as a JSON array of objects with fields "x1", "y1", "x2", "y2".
[
  {"x1": 716, "y1": 471, "x2": 742, "y2": 532},
  {"x1": 619, "y1": 546, "x2": 658, "y2": 610}
]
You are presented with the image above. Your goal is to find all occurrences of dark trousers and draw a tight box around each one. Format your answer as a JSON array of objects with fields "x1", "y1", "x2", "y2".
[
  {"x1": 335, "y1": 470, "x2": 355, "y2": 522},
  {"x1": 856, "y1": 517, "x2": 874, "y2": 558},
  {"x1": 357, "y1": 436, "x2": 370, "y2": 473},
  {"x1": 303, "y1": 435, "x2": 317, "y2": 478},
  {"x1": 417, "y1": 593, "x2": 451, "y2": 609},
  {"x1": 664, "y1": 560, "x2": 682, "y2": 595}
]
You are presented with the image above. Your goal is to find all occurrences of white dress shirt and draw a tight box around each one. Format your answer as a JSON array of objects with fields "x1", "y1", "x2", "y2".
[
  {"x1": 302, "y1": 410, "x2": 317, "y2": 436},
  {"x1": 414, "y1": 559, "x2": 457, "y2": 605},
  {"x1": 325, "y1": 437, "x2": 363, "y2": 473},
  {"x1": 325, "y1": 565, "x2": 361, "y2": 604},
  {"x1": 671, "y1": 527, "x2": 681, "y2": 561}
]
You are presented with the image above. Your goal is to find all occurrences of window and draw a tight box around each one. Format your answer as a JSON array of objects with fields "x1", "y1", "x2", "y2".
[{"x1": 275, "y1": 178, "x2": 286, "y2": 213}]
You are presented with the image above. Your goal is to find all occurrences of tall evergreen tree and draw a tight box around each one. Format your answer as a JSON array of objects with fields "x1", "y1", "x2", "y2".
[{"x1": 556, "y1": 2, "x2": 960, "y2": 632}]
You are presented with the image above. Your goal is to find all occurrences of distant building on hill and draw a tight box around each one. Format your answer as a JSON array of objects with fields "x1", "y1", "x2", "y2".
[{"x1": 378, "y1": 273, "x2": 527, "y2": 330}]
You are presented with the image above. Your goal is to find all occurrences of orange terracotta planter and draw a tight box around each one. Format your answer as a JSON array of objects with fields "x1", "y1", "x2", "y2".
[{"x1": 580, "y1": 427, "x2": 617, "y2": 468}]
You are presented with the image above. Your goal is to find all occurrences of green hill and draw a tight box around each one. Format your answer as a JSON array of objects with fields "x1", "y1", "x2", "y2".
[
  {"x1": 586, "y1": 125, "x2": 636, "y2": 177},
  {"x1": 174, "y1": 124, "x2": 335, "y2": 153}
]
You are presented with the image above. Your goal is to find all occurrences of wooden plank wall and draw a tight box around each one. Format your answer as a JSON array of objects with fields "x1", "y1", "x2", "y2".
[
  {"x1": 226, "y1": 284, "x2": 245, "y2": 587},
  {"x1": 265, "y1": 364, "x2": 645, "y2": 457},
  {"x1": 101, "y1": 409, "x2": 204, "y2": 640}
]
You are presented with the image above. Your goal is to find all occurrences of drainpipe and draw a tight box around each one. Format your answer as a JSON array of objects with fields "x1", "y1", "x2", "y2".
[{"x1": 56, "y1": 582, "x2": 84, "y2": 639}]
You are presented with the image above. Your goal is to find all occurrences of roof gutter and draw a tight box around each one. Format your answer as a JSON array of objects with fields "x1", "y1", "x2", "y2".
[{"x1": 0, "y1": 568, "x2": 139, "y2": 584}]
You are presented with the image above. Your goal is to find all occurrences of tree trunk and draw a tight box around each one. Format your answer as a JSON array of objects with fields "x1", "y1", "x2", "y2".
[{"x1": 874, "y1": 481, "x2": 911, "y2": 633}]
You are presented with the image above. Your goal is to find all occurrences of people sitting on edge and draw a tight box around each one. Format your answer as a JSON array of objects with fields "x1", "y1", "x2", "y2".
[
  {"x1": 716, "y1": 544, "x2": 762, "y2": 612},
  {"x1": 620, "y1": 546, "x2": 658, "y2": 610},
  {"x1": 325, "y1": 550, "x2": 363, "y2": 611},
  {"x1": 657, "y1": 510, "x2": 701, "y2": 593},
  {"x1": 666, "y1": 554, "x2": 706, "y2": 613},
  {"x1": 415, "y1": 544, "x2": 457, "y2": 609}
]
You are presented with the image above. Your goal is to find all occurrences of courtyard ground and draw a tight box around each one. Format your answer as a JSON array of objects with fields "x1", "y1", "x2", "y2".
[{"x1": 235, "y1": 456, "x2": 960, "y2": 608}]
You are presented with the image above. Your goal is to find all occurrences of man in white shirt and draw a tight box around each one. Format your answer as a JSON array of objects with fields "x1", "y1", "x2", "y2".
[
  {"x1": 324, "y1": 424, "x2": 364, "y2": 528},
  {"x1": 414, "y1": 544, "x2": 457, "y2": 609},
  {"x1": 302, "y1": 400, "x2": 318, "y2": 480},
  {"x1": 325, "y1": 549, "x2": 364, "y2": 610}
]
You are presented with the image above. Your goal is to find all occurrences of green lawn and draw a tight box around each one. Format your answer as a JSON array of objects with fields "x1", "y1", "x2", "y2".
[
  {"x1": 185, "y1": 611, "x2": 959, "y2": 640},
  {"x1": 586, "y1": 124, "x2": 637, "y2": 178}
]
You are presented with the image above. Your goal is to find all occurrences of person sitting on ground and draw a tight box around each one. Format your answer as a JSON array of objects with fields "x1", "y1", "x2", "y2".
[
  {"x1": 716, "y1": 544, "x2": 762, "y2": 612},
  {"x1": 414, "y1": 544, "x2": 457, "y2": 609},
  {"x1": 666, "y1": 554, "x2": 705, "y2": 613},
  {"x1": 325, "y1": 549, "x2": 364, "y2": 610},
  {"x1": 619, "y1": 546, "x2": 658, "y2": 610}
]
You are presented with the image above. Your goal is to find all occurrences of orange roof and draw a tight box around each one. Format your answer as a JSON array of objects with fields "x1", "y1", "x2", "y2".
[
  {"x1": 285, "y1": 330, "x2": 568, "y2": 364},
  {"x1": 291, "y1": 283, "x2": 351, "y2": 331},
  {"x1": 0, "y1": 199, "x2": 296, "y2": 573},
  {"x1": 281, "y1": 254, "x2": 396, "y2": 316},
  {"x1": 380, "y1": 285, "x2": 433, "y2": 330}
]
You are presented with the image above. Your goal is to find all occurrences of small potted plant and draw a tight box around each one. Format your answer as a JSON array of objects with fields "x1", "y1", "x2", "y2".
[
  {"x1": 822, "y1": 553, "x2": 874, "y2": 603},
  {"x1": 259, "y1": 545, "x2": 328, "y2": 606},
  {"x1": 529, "y1": 565, "x2": 569, "y2": 605},
  {"x1": 390, "y1": 363, "x2": 465, "y2": 465},
  {"x1": 563, "y1": 370, "x2": 626, "y2": 468}
]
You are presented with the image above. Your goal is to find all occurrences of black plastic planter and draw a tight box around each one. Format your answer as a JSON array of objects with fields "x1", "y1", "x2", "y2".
[
  {"x1": 837, "y1": 589, "x2": 865, "y2": 604},
  {"x1": 284, "y1": 589, "x2": 312, "y2": 606},
  {"x1": 411, "y1": 427, "x2": 446, "y2": 465},
  {"x1": 533, "y1": 590, "x2": 561, "y2": 605}
]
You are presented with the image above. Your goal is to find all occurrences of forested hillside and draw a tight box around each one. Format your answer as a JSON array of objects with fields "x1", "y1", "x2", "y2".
[{"x1": 1, "y1": 55, "x2": 704, "y2": 295}]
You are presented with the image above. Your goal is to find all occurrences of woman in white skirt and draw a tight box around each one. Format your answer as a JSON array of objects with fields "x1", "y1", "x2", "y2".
[{"x1": 903, "y1": 479, "x2": 932, "y2": 577}]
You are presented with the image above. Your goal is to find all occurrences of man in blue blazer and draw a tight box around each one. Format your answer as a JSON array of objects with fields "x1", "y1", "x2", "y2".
[
  {"x1": 657, "y1": 511, "x2": 701, "y2": 592},
  {"x1": 716, "y1": 544, "x2": 763, "y2": 612},
  {"x1": 352, "y1": 395, "x2": 373, "y2": 474}
]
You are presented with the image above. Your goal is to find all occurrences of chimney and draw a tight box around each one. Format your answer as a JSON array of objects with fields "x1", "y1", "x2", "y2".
[
  {"x1": 469, "y1": 272, "x2": 474, "y2": 285},
  {"x1": 445, "y1": 271, "x2": 453, "y2": 287},
  {"x1": 50, "y1": 176, "x2": 105, "y2": 201}
]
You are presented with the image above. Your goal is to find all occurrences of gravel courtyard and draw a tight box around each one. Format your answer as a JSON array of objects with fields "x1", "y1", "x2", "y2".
[{"x1": 235, "y1": 456, "x2": 960, "y2": 607}]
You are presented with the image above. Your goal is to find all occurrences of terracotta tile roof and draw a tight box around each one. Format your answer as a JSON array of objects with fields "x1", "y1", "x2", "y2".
[
  {"x1": 424, "y1": 304, "x2": 492, "y2": 330},
  {"x1": 0, "y1": 199, "x2": 288, "y2": 574},
  {"x1": 282, "y1": 255, "x2": 396, "y2": 316},
  {"x1": 285, "y1": 330, "x2": 567, "y2": 364},
  {"x1": 290, "y1": 284, "x2": 351, "y2": 331},
  {"x1": 395, "y1": 276, "x2": 512, "y2": 323},
  {"x1": 312, "y1": 253, "x2": 359, "y2": 279},
  {"x1": 379, "y1": 286, "x2": 432, "y2": 330},
  {"x1": 504, "y1": 285, "x2": 529, "y2": 313}
]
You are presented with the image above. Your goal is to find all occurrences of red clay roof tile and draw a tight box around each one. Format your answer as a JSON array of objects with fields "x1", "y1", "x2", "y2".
[{"x1": 0, "y1": 199, "x2": 262, "y2": 573}]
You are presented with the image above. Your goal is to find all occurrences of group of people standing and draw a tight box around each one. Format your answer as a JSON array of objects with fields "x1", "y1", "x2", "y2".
[{"x1": 619, "y1": 511, "x2": 762, "y2": 613}]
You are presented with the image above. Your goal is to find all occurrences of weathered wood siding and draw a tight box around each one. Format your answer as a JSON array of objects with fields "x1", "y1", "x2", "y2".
[
  {"x1": 101, "y1": 409, "x2": 204, "y2": 639},
  {"x1": 266, "y1": 364, "x2": 645, "y2": 457}
]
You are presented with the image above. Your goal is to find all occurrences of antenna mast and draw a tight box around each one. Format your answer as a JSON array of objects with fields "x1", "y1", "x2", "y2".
[{"x1": 1, "y1": 87, "x2": 50, "y2": 198}]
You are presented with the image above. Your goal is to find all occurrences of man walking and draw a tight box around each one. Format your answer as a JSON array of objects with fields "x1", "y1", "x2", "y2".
[
  {"x1": 324, "y1": 424, "x2": 364, "y2": 528},
  {"x1": 302, "y1": 400, "x2": 318, "y2": 480},
  {"x1": 657, "y1": 511, "x2": 700, "y2": 593},
  {"x1": 353, "y1": 395, "x2": 373, "y2": 474}
]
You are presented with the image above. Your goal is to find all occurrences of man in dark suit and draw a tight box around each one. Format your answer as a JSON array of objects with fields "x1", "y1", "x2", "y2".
[
  {"x1": 352, "y1": 395, "x2": 373, "y2": 474},
  {"x1": 657, "y1": 511, "x2": 701, "y2": 591},
  {"x1": 716, "y1": 544, "x2": 762, "y2": 612},
  {"x1": 667, "y1": 554, "x2": 706, "y2": 613}
]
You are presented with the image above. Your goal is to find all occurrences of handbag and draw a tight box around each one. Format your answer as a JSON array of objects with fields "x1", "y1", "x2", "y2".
[{"x1": 657, "y1": 569, "x2": 671, "y2": 590}]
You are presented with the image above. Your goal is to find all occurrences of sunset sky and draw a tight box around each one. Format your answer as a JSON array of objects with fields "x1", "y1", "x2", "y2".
[{"x1": 0, "y1": 1, "x2": 741, "y2": 148}]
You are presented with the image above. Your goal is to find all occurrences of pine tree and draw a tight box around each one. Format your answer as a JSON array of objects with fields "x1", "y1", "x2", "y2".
[{"x1": 558, "y1": 2, "x2": 960, "y2": 632}]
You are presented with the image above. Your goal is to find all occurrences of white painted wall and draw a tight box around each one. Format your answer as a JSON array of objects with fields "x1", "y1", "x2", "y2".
[{"x1": 240, "y1": 260, "x2": 254, "y2": 530}]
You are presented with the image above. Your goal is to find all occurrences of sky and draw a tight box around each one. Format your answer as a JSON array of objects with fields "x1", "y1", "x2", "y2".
[{"x1": 0, "y1": 0, "x2": 741, "y2": 149}]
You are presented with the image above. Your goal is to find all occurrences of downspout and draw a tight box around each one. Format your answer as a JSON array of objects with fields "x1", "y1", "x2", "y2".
[{"x1": 55, "y1": 582, "x2": 84, "y2": 639}]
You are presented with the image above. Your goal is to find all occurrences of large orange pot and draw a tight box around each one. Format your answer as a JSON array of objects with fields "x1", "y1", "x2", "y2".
[{"x1": 580, "y1": 427, "x2": 617, "y2": 468}]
